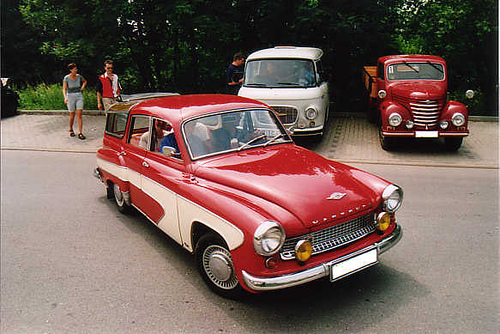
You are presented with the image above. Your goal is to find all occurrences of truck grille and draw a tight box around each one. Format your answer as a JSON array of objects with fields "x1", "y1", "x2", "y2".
[
  {"x1": 271, "y1": 106, "x2": 298, "y2": 125},
  {"x1": 279, "y1": 214, "x2": 376, "y2": 260},
  {"x1": 393, "y1": 95, "x2": 443, "y2": 129}
]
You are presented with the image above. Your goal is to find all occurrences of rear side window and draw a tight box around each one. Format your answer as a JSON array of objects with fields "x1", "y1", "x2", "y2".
[
  {"x1": 128, "y1": 115, "x2": 151, "y2": 149},
  {"x1": 105, "y1": 112, "x2": 128, "y2": 138}
]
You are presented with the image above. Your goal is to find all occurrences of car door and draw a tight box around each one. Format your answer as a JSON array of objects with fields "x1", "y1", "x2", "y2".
[{"x1": 123, "y1": 114, "x2": 154, "y2": 215}]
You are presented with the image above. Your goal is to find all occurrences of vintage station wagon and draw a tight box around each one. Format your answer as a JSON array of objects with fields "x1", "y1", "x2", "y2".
[{"x1": 94, "y1": 94, "x2": 403, "y2": 298}]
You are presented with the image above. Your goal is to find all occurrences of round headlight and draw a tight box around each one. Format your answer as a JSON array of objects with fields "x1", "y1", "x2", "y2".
[
  {"x1": 305, "y1": 108, "x2": 318, "y2": 120},
  {"x1": 382, "y1": 184, "x2": 403, "y2": 213},
  {"x1": 295, "y1": 240, "x2": 313, "y2": 262},
  {"x1": 465, "y1": 90, "x2": 475, "y2": 99},
  {"x1": 253, "y1": 221, "x2": 286, "y2": 256},
  {"x1": 388, "y1": 113, "x2": 402, "y2": 127},
  {"x1": 451, "y1": 113, "x2": 466, "y2": 127},
  {"x1": 378, "y1": 90, "x2": 387, "y2": 99}
]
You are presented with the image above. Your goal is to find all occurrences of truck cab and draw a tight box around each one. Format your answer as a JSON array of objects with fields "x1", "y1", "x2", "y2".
[
  {"x1": 238, "y1": 46, "x2": 330, "y2": 137},
  {"x1": 363, "y1": 55, "x2": 472, "y2": 151}
]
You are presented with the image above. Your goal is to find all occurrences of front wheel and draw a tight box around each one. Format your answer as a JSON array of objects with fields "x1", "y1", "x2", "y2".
[
  {"x1": 444, "y1": 137, "x2": 463, "y2": 151},
  {"x1": 195, "y1": 233, "x2": 244, "y2": 299}
]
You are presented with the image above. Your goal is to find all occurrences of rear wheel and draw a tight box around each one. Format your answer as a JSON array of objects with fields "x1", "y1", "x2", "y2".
[
  {"x1": 444, "y1": 137, "x2": 463, "y2": 151},
  {"x1": 113, "y1": 183, "x2": 130, "y2": 213},
  {"x1": 195, "y1": 233, "x2": 244, "y2": 299}
]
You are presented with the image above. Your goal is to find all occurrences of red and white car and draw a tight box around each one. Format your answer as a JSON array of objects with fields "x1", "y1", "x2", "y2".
[{"x1": 94, "y1": 94, "x2": 403, "y2": 298}]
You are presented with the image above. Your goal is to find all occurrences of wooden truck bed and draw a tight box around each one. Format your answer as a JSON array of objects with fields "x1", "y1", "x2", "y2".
[{"x1": 363, "y1": 66, "x2": 377, "y2": 98}]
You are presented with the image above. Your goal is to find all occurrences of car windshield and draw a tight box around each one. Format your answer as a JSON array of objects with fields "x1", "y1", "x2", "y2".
[
  {"x1": 183, "y1": 109, "x2": 292, "y2": 159},
  {"x1": 387, "y1": 62, "x2": 445, "y2": 81},
  {"x1": 243, "y1": 59, "x2": 316, "y2": 88}
]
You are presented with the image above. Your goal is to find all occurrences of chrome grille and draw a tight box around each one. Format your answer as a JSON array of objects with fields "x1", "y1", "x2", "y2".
[
  {"x1": 280, "y1": 214, "x2": 376, "y2": 260},
  {"x1": 393, "y1": 95, "x2": 443, "y2": 129},
  {"x1": 271, "y1": 106, "x2": 298, "y2": 125}
]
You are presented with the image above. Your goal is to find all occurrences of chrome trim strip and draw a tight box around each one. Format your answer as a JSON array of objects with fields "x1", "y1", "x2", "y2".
[{"x1": 242, "y1": 224, "x2": 402, "y2": 291}]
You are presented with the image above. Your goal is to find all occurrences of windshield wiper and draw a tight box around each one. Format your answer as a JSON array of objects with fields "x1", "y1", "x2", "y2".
[
  {"x1": 238, "y1": 134, "x2": 266, "y2": 151},
  {"x1": 403, "y1": 61, "x2": 419, "y2": 73},
  {"x1": 426, "y1": 61, "x2": 444, "y2": 73},
  {"x1": 277, "y1": 82, "x2": 300, "y2": 86},
  {"x1": 263, "y1": 133, "x2": 285, "y2": 147},
  {"x1": 245, "y1": 83, "x2": 267, "y2": 87}
]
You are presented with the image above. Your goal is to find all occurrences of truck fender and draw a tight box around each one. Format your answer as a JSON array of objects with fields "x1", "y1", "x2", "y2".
[
  {"x1": 441, "y1": 101, "x2": 468, "y2": 120},
  {"x1": 379, "y1": 101, "x2": 411, "y2": 127}
]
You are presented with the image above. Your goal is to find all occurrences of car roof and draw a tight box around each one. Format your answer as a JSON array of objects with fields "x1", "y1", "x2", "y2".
[
  {"x1": 246, "y1": 46, "x2": 324, "y2": 61},
  {"x1": 128, "y1": 94, "x2": 271, "y2": 123},
  {"x1": 378, "y1": 55, "x2": 446, "y2": 64}
]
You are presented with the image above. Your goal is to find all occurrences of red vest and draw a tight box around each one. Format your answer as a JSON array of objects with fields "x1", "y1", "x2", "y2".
[{"x1": 98, "y1": 74, "x2": 120, "y2": 98}]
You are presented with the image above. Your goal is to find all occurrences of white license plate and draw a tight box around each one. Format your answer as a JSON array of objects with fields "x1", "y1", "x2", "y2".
[
  {"x1": 330, "y1": 249, "x2": 378, "y2": 282},
  {"x1": 415, "y1": 131, "x2": 438, "y2": 138}
]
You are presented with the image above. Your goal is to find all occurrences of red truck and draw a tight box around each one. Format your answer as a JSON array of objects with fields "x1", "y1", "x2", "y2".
[{"x1": 363, "y1": 55, "x2": 473, "y2": 151}]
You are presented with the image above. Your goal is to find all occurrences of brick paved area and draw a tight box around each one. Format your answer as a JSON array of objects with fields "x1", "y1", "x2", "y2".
[{"x1": 1, "y1": 112, "x2": 498, "y2": 168}]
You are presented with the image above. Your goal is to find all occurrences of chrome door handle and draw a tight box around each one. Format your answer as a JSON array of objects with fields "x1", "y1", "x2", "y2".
[{"x1": 142, "y1": 161, "x2": 150, "y2": 168}]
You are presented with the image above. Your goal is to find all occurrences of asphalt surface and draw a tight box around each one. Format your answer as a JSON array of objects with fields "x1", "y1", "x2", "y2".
[{"x1": 1, "y1": 111, "x2": 498, "y2": 169}]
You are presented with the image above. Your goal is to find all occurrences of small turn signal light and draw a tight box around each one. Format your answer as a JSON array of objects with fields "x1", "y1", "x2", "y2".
[{"x1": 295, "y1": 240, "x2": 313, "y2": 262}]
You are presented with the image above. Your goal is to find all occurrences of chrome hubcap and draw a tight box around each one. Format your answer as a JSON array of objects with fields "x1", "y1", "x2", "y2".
[
  {"x1": 202, "y1": 245, "x2": 238, "y2": 290},
  {"x1": 113, "y1": 184, "x2": 124, "y2": 206}
]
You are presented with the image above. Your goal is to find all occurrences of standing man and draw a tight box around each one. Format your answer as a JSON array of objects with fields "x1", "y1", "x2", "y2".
[
  {"x1": 226, "y1": 52, "x2": 245, "y2": 95},
  {"x1": 96, "y1": 60, "x2": 121, "y2": 112}
]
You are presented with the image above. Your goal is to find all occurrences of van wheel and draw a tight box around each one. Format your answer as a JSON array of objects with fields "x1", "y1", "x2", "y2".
[
  {"x1": 444, "y1": 137, "x2": 463, "y2": 151},
  {"x1": 113, "y1": 183, "x2": 130, "y2": 213},
  {"x1": 195, "y1": 233, "x2": 244, "y2": 299}
]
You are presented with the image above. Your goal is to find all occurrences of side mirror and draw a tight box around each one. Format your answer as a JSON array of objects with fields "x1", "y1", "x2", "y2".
[
  {"x1": 162, "y1": 146, "x2": 176, "y2": 156},
  {"x1": 465, "y1": 90, "x2": 475, "y2": 99}
]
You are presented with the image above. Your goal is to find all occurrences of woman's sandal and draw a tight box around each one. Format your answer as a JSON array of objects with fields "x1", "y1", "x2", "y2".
[
  {"x1": 78, "y1": 133, "x2": 86, "y2": 140},
  {"x1": 69, "y1": 130, "x2": 76, "y2": 137}
]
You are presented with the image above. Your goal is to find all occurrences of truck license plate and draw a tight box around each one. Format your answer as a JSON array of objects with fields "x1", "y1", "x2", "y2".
[
  {"x1": 415, "y1": 131, "x2": 438, "y2": 138},
  {"x1": 330, "y1": 249, "x2": 378, "y2": 282}
]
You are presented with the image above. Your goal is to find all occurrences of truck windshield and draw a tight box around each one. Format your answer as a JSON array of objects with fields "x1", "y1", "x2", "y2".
[
  {"x1": 387, "y1": 62, "x2": 445, "y2": 81},
  {"x1": 244, "y1": 59, "x2": 317, "y2": 88}
]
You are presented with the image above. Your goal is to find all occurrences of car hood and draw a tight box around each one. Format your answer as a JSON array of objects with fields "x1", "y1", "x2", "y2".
[
  {"x1": 193, "y1": 145, "x2": 390, "y2": 229},
  {"x1": 391, "y1": 82, "x2": 446, "y2": 100}
]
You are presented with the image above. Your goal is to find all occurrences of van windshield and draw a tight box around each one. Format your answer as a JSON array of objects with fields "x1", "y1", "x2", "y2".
[
  {"x1": 387, "y1": 62, "x2": 445, "y2": 81},
  {"x1": 243, "y1": 59, "x2": 316, "y2": 88}
]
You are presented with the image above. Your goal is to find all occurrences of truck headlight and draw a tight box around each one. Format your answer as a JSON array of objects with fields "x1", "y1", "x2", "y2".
[
  {"x1": 253, "y1": 221, "x2": 286, "y2": 256},
  {"x1": 382, "y1": 184, "x2": 403, "y2": 213},
  {"x1": 305, "y1": 108, "x2": 318, "y2": 120},
  {"x1": 388, "y1": 113, "x2": 402, "y2": 127},
  {"x1": 465, "y1": 90, "x2": 475, "y2": 99},
  {"x1": 451, "y1": 113, "x2": 466, "y2": 127}
]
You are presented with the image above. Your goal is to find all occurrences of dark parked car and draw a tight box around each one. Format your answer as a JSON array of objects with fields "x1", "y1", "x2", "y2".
[{"x1": 1, "y1": 78, "x2": 19, "y2": 118}]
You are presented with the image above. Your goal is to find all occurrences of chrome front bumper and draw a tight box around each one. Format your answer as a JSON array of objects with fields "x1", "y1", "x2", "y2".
[{"x1": 242, "y1": 224, "x2": 402, "y2": 291}]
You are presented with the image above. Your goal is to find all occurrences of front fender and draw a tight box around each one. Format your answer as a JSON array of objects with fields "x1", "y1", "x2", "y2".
[
  {"x1": 441, "y1": 101, "x2": 468, "y2": 121},
  {"x1": 379, "y1": 101, "x2": 411, "y2": 128}
]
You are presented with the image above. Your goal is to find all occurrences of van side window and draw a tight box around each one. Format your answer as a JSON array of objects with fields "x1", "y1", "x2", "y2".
[{"x1": 105, "y1": 112, "x2": 128, "y2": 138}]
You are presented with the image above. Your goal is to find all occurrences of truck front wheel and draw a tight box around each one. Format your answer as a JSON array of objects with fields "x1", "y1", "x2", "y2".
[{"x1": 444, "y1": 137, "x2": 463, "y2": 151}]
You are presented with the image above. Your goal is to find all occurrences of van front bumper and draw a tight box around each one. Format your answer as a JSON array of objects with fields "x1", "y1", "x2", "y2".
[{"x1": 242, "y1": 224, "x2": 402, "y2": 291}]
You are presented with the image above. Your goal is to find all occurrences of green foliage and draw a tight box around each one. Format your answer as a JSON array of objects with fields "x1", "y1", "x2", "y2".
[
  {"x1": 3, "y1": 0, "x2": 497, "y2": 114},
  {"x1": 18, "y1": 84, "x2": 98, "y2": 110}
]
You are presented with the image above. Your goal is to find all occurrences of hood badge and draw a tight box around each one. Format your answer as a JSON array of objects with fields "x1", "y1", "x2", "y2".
[{"x1": 327, "y1": 192, "x2": 347, "y2": 200}]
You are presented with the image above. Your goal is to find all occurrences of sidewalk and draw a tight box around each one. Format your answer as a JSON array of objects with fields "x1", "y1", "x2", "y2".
[{"x1": 1, "y1": 112, "x2": 498, "y2": 168}]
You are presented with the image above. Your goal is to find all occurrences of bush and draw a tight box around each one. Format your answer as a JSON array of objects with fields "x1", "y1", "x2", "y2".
[{"x1": 17, "y1": 83, "x2": 98, "y2": 110}]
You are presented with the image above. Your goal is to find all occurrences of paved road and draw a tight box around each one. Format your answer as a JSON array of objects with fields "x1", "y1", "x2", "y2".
[
  {"x1": 1, "y1": 151, "x2": 498, "y2": 334},
  {"x1": 1, "y1": 112, "x2": 498, "y2": 168}
]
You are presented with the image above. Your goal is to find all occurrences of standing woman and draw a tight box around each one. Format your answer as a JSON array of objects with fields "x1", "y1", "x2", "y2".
[{"x1": 63, "y1": 63, "x2": 87, "y2": 139}]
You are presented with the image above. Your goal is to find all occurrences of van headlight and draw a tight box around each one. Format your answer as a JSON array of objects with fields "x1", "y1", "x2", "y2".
[
  {"x1": 253, "y1": 221, "x2": 286, "y2": 256},
  {"x1": 382, "y1": 184, "x2": 403, "y2": 213},
  {"x1": 388, "y1": 113, "x2": 402, "y2": 127},
  {"x1": 305, "y1": 108, "x2": 318, "y2": 120}
]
